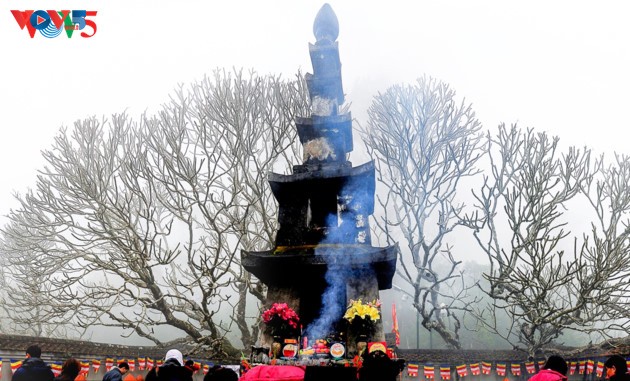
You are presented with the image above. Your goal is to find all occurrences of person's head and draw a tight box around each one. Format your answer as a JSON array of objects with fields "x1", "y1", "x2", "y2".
[
  {"x1": 164, "y1": 349, "x2": 183, "y2": 366},
  {"x1": 61, "y1": 358, "x2": 81, "y2": 378},
  {"x1": 204, "y1": 366, "x2": 238, "y2": 381},
  {"x1": 543, "y1": 355, "x2": 568, "y2": 376},
  {"x1": 184, "y1": 359, "x2": 201, "y2": 372},
  {"x1": 605, "y1": 355, "x2": 628, "y2": 378},
  {"x1": 26, "y1": 344, "x2": 42, "y2": 358},
  {"x1": 118, "y1": 361, "x2": 130, "y2": 374}
]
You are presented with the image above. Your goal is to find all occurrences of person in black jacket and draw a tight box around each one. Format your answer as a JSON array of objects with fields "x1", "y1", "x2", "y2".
[
  {"x1": 203, "y1": 365, "x2": 238, "y2": 381},
  {"x1": 358, "y1": 349, "x2": 405, "y2": 381},
  {"x1": 605, "y1": 355, "x2": 630, "y2": 381},
  {"x1": 12, "y1": 344, "x2": 54, "y2": 381},
  {"x1": 145, "y1": 349, "x2": 193, "y2": 381}
]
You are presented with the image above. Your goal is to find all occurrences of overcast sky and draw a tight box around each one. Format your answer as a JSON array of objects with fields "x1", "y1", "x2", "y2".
[{"x1": 1, "y1": 0, "x2": 629, "y2": 221}]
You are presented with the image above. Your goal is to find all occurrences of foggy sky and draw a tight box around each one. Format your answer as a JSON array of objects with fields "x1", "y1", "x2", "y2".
[
  {"x1": 2, "y1": 0, "x2": 629, "y2": 347},
  {"x1": 2, "y1": 1, "x2": 629, "y2": 223}
]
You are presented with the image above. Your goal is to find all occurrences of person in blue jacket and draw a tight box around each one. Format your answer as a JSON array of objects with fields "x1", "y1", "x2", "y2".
[{"x1": 103, "y1": 361, "x2": 130, "y2": 381}]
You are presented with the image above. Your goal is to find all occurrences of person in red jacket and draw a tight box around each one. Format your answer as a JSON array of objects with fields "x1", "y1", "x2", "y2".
[{"x1": 528, "y1": 355, "x2": 568, "y2": 381}]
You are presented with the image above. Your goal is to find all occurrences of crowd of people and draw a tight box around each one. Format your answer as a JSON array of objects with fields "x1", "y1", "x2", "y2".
[
  {"x1": 526, "y1": 354, "x2": 630, "y2": 381},
  {"x1": 10, "y1": 343, "x2": 630, "y2": 381},
  {"x1": 11, "y1": 344, "x2": 238, "y2": 381}
]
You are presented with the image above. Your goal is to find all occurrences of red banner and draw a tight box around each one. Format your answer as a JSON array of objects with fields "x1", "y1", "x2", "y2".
[{"x1": 392, "y1": 303, "x2": 401, "y2": 347}]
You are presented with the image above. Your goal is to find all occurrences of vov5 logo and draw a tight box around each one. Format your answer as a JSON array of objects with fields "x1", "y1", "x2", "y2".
[{"x1": 11, "y1": 10, "x2": 97, "y2": 38}]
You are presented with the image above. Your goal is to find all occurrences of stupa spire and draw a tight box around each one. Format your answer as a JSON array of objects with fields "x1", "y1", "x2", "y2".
[{"x1": 313, "y1": 3, "x2": 339, "y2": 43}]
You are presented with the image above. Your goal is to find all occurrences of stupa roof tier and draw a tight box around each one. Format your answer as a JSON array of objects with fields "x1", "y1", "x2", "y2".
[
  {"x1": 269, "y1": 161, "x2": 375, "y2": 246},
  {"x1": 242, "y1": 244, "x2": 398, "y2": 289},
  {"x1": 270, "y1": 159, "x2": 373, "y2": 184}
]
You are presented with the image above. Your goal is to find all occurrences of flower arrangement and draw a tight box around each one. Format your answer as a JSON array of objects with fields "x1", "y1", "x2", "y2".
[
  {"x1": 344, "y1": 299, "x2": 381, "y2": 322},
  {"x1": 262, "y1": 303, "x2": 300, "y2": 338},
  {"x1": 344, "y1": 299, "x2": 381, "y2": 336}
]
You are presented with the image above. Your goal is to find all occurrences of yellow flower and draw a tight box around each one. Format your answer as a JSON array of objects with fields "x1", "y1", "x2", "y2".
[{"x1": 344, "y1": 299, "x2": 381, "y2": 322}]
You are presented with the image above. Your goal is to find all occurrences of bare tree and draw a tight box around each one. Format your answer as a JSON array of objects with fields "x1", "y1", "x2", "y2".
[
  {"x1": 0, "y1": 69, "x2": 309, "y2": 357},
  {"x1": 464, "y1": 124, "x2": 630, "y2": 355},
  {"x1": 0, "y1": 231, "x2": 73, "y2": 338},
  {"x1": 358, "y1": 76, "x2": 484, "y2": 349}
]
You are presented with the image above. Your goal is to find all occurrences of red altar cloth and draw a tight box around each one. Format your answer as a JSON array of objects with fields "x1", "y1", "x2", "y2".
[{"x1": 240, "y1": 365, "x2": 306, "y2": 381}]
